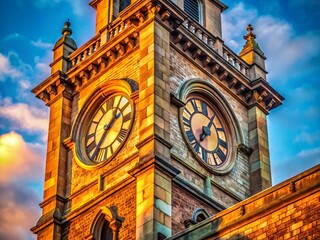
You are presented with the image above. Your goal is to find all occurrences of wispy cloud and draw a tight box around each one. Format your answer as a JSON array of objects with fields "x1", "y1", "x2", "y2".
[
  {"x1": 222, "y1": 2, "x2": 258, "y2": 49},
  {"x1": 0, "y1": 98, "x2": 48, "y2": 135},
  {"x1": 222, "y1": 2, "x2": 320, "y2": 81},
  {"x1": 272, "y1": 147, "x2": 320, "y2": 184},
  {"x1": 31, "y1": 39, "x2": 53, "y2": 49},
  {"x1": 0, "y1": 53, "x2": 23, "y2": 81},
  {"x1": 0, "y1": 132, "x2": 45, "y2": 240}
]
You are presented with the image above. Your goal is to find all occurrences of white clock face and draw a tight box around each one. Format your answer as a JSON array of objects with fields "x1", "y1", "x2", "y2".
[{"x1": 84, "y1": 94, "x2": 132, "y2": 163}]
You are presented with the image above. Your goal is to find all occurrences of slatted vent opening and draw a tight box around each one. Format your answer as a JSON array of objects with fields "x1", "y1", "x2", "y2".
[{"x1": 184, "y1": 0, "x2": 200, "y2": 22}]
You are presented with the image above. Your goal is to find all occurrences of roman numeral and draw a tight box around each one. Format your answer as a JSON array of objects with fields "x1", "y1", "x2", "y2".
[
  {"x1": 123, "y1": 113, "x2": 131, "y2": 122},
  {"x1": 100, "y1": 105, "x2": 106, "y2": 114},
  {"x1": 201, "y1": 102, "x2": 208, "y2": 116},
  {"x1": 219, "y1": 139, "x2": 228, "y2": 149},
  {"x1": 186, "y1": 130, "x2": 195, "y2": 141},
  {"x1": 183, "y1": 117, "x2": 191, "y2": 128},
  {"x1": 86, "y1": 133, "x2": 95, "y2": 145},
  {"x1": 87, "y1": 141, "x2": 96, "y2": 155},
  {"x1": 202, "y1": 148, "x2": 208, "y2": 162},
  {"x1": 212, "y1": 153, "x2": 218, "y2": 165},
  {"x1": 216, "y1": 127, "x2": 224, "y2": 132},
  {"x1": 190, "y1": 100, "x2": 198, "y2": 112},
  {"x1": 120, "y1": 101, "x2": 130, "y2": 112},
  {"x1": 95, "y1": 149, "x2": 106, "y2": 162},
  {"x1": 184, "y1": 107, "x2": 192, "y2": 117},
  {"x1": 192, "y1": 141, "x2": 200, "y2": 154},
  {"x1": 216, "y1": 147, "x2": 226, "y2": 163},
  {"x1": 117, "y1": 128, "x2": 128, "y2": 142}
]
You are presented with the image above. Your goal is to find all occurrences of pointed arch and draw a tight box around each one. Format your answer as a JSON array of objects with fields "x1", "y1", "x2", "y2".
[{"x1": 90, "y1": 206, "x2": 124, "y2": 240}]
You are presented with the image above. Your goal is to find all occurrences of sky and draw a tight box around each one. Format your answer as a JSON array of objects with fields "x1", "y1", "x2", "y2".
[{"x1": 0, "y1": 0, "x2": 319, "y2": 239}]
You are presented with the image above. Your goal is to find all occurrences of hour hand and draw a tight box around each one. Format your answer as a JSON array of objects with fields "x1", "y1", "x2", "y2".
[{"x1": 200, "y1": 126, "x2": 211, "y2": 141}]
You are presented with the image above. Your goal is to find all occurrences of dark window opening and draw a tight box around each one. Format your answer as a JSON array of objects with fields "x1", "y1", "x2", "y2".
[
  {"x1": 119, "y1": 0, "x2": 131, "y2": 12},
  {"x1": 100, "y1": 221, "x2": 113, "y2": 240},
  {"x1": 196, "y1": 213, "x2": 207, "y2": 222}
]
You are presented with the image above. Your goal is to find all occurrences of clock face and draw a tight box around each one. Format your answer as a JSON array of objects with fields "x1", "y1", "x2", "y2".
[
  {"x1": 182, "y1": 97, "x2": 228, "y2": 166},
  {"x1": 84, "y1": 94, "x2": 132, "y2": 163}
]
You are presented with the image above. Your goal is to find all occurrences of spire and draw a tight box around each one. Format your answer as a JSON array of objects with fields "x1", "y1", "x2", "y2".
[
  {"x1": 240, "y1": 24, "x2": 264, "y2": 56},
  {"x1": 51, "y1": 20, "x2": 77, "y2": 74},
  {"x1": 61, "y1": 20, "x2": 72, "y2": 36}
]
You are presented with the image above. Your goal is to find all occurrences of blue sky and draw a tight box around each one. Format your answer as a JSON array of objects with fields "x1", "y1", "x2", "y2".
[{"x1": 0, "y1": 0, "x2": 319, "y2": 239}]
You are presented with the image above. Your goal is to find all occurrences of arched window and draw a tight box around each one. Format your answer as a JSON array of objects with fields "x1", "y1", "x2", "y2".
[
  {"x1": 90, "y1": 206, "x2": 124, "y2": 240},
  {"x1": 100, "y1": 221, "x2": 113, "y2": 240},
  {"x1": 192, "y1": 208, "x2": 210, "y2": 223},
  {"x1": 184, "y1": 0, "x2": 202, "y2": 24}
]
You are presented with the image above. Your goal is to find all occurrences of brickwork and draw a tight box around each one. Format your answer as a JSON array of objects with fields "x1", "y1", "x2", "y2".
[
  {"x1": 66, "y1": 182, "x2": 136, "y2": 240},
  {"x1": 32, "y1": 0, "x2": 288, "y2": 239},
  {"x1": 135, "y1": 18, "x2": 174, "y2": 239},
  {"x1": 168, "y1": 165, "x2": 320, "y2": 240},
  {"x1": 172, "y1": 184, "x2": 218, "y2": 234},
  {"x1": 68, "y1": 50, "x2": 140, "y2": 199}
]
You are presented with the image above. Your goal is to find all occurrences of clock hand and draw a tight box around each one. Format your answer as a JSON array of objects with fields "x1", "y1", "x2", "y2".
[
  {"x1": 91, "y1": 109, "x2": 122, "y2": 159},
  {"x1": 200, "y1": 114, "x2": 215, "y2": 141},
  {"x1": 105, "y1": 109, "x2": 118, "y2": 129},
  {"x1": 91, "y1": 126, "x2": 110, "y2": 159}
]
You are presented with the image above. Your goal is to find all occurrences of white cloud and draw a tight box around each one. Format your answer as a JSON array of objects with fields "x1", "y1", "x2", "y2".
[
  {"x1": 0, "y1": 50, "x2": 51, "y2": 93},
  {"x1": 34, "y1": 51, "x2": 52, "y2": 78},
  {"x1": 294, "y1": 131, "x2": 320, "y2": 144},
  {"x1": 222, "y1": 3, "x2": 258, "y2": 49},
  {"x1": 0, "y1": 53, "x2": 23, "y2": 81},
  {"x1": 272, "y1": 147, "x2": 320, "y2": 184},
  {"x1": 255, "y1": 17, "x2": 320, "y2": 80},
  {"x1": 0, "y1": 132, "x2": 45, "y2": 240},
  {"x1": 31, "y1": 39, "x2": 54, "y2": 49},
  {"x1": 0, "y1": 132, "x2": 45, "y2": 183},
  {"x1": 0, "y1": 98, "x2": 49, "y2": 134},
  {"x1": 222, "y1": 2, "x2": 320, "y2": 81}
]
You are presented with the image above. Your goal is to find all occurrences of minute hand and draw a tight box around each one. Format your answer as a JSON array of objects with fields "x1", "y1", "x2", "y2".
[
  {"x1": 91, "y1": 109, "x2": 119, "y2": 160},
  {"x1": 91, "y1": 126, "x2": 110, "y2": 160},
  {"x1": 207, "y1": 114, "x2": 215, "y2": 128},
  {"x1": 199, "y1": 114, "x2": 215, "y2": 141}
]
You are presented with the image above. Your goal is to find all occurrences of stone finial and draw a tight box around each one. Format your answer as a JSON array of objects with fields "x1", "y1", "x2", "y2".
[
  {"x1": 61, "y1": 20, "x2": 72, "y2": 36},
  {"x1": 240, "y1": 24, "x2": 264, "y2": 55}
]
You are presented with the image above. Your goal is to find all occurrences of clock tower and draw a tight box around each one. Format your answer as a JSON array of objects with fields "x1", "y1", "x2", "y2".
[{"x1": 31, "y1": 0, "x2": 283, "y2": 239}]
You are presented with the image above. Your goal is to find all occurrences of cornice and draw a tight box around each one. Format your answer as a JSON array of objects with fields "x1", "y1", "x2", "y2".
[{"x1": 33, "y1": 0, "x2": 283, "y2": 113}]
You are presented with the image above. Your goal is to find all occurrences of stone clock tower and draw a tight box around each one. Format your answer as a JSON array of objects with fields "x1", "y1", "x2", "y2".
[{"x1": 31, "y1": 0, "x2": 283, "y2": 239}]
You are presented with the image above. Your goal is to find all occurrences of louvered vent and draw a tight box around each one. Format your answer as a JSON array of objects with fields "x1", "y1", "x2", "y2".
[
  {"x1": 184, "y1": 0, "x2": 200, "y2": 22},
  {"x1": 119, "y1": 0, "x2": 131, "y2": 12}
]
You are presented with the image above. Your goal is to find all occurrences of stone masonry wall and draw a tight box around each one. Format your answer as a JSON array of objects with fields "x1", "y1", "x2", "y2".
[
  {"x1": 168, "y1": 165, "x2": 320, "y2": 240},
  {"x1": 66, "y1": 181, "x2": 136, "y2": 240},
  {"x1": 67, "y1": 49, "x2": 141, "y2": 211},
  {"x1": 172, "y1": 184, "x2": 218, "y2": 234},
  {"x1": 169, "y1": 48, "x2": 251, "y2": 201}
]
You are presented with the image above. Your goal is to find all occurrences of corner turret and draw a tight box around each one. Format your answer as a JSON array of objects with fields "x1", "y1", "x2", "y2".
[
  {"x1": 239, "y1": 24, "x2": 267, "y2": 81},
  {"x1": 50, "y1": 21, "x2": 77, "y2": 74}
]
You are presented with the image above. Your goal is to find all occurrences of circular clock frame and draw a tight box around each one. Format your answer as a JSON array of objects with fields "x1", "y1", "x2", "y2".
[
  {"x1": 71, "y1": 80, "x2": 136, "y2": 169},
  {"x1": 178, "y1": 79, "x2": 241, "y2": 175}
]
